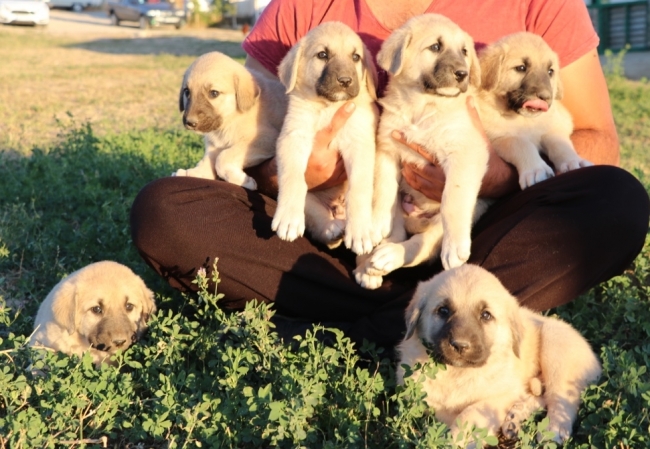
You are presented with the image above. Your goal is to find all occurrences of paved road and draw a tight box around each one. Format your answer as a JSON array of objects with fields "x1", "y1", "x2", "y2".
[{"x1": 19, "y1": 8, "x2": 246, "y2": 41}]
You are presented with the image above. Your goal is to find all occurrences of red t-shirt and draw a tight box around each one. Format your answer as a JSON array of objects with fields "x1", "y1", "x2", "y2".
[{"x1": 242, "y1": 0, "x2": 599, "y2": 94}]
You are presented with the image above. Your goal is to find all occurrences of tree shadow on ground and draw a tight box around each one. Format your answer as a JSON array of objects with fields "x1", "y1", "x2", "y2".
[{"x1": 68, "y1": 35, "x2": 246, "y2": 58}]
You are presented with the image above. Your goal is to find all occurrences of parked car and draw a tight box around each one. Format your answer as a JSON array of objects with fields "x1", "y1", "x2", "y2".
[
  {"x1": 48, "y1": 0, "x2": 102, "y2": 12},
  {"x1": 107, "y1": 0, "x2": 185, "y2": 30},
  {"x1": 0, "y1": 0, "x2": 49, "y2": 25}
]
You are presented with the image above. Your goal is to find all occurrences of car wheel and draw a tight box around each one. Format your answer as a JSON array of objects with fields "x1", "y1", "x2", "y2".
[
  {"x1": 71, "y1": 2, "x2": 83, "y2": 12},
  {"x1": 139, "y1": 16, "x2": 149, "y2": 29},
  {"x1": 174, "y1": 19, "x2": 185, "y2": 30},
  {"x1": 109, "y1": 12, "x2": 120, "y2": 26}
]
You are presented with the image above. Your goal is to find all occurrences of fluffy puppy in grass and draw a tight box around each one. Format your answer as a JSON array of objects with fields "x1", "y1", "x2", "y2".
[
  {"x1": 397, "y1": 264, "x2": 601, "y2": 447},
  {"x1": 476, "y1": 32, "x2": 592, "y2": 190},
  {"x1": 174, "y1": 51, "x2": 287, "y2": 190},
  {"x1": 271, "y1": 21, "x2": 380, "y2": 254},
  {"x1": 354, "y1": 14, "x2": 489, "y2": 289},
  {"x1": 30, "y1": 261, "x2": 157, "y2": 366}
]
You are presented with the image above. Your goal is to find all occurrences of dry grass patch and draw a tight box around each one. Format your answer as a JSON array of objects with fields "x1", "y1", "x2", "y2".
[{"x1": 0, "y1": 30, "x2": 245, "y2": 153}]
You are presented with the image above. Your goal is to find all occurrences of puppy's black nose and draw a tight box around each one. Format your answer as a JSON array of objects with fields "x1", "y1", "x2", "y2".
[
  {"x1": 454, "y1": 70, "x2": 468, "y2": 82},
  {"x1": 95, "y1": 343, "x2": 108, "y2": 351},
  {"x1": 450, "y1": 338, "x2": 470, "y2": 353},
  {"x1": 113, "y1": 339, "x2": 127, "y2": 347},
  {"x1": 337, "y1": 76, "x2": 352, "y2": 87}
]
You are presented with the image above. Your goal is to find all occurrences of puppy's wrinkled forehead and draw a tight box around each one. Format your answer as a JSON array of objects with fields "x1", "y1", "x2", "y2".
[
  {"x1": 422, "y1": 265, "x2": 516, "y2": 313},
  {"x1": 410, "y1": 17, "x2": 469, "y2": 52},
  {"x1": 186, "y1": 53, "x2": 237, "y2": 93},
  {"x1": 501, "y1": 36, "x2": 559, "y2": 71},
  {"x1": 303, "y1": 22, "x2": 363, "y2": 57}
]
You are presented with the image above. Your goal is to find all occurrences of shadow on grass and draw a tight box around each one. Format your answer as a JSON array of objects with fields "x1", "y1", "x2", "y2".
[{"x1": 68, "y1": 35, "x2": 246, "y2": 58}]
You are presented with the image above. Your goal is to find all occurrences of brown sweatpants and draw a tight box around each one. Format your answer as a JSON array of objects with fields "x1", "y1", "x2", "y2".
[{"x1": 130, "y1": 165, "x2": 649, "y2": 348}]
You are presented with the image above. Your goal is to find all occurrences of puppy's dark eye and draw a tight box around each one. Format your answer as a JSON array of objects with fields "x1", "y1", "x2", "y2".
[
  {"x1": 91, "y1": 306, "x2": 102, "y2": 315},
  {"x1": 462, "y1": 47, "x2": 468, "y2": 56},
  {"x1": 515, "y1": 65, "x2": 527, "y2": 73},
  {"x1": 183, "y1": 87, "x2": 190, "y2": 97},
  {"x1": 209, "y1": 90, "x2": 220, "y2": 99},
  {"x1": 429, "y1": 43, "x2": 441, "y2": 52},
  {"x1": 352, "y1": 53, "x2": 361, "y2": 62},
  {"x1": 481, "y1": 310, "x2": 493, "y2": 322},
  {"x1": 548, "y1": 68, "x2": 554, "y2": 76},
  {"x1": 125, "y1": 303, "x2": 134, "y2": 312},
  {"x1": 317, "y1": 51, "x2": 328, "y2": 60},
  {"x1": 436, "y1": 306, "x2": 450, "y2": 318}
]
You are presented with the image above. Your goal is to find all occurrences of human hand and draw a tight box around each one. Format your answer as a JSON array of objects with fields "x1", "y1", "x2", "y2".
[
  {"x1": 397, "y1": 131, "x2": 446, "y2": 203},
  {"x1": 305, "y1": 101, "x2": 355, "y2": 191}
]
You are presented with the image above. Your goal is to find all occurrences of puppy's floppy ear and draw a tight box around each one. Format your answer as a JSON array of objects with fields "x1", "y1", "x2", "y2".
[
  {"x1": 50, "y1": 280, "x2": 78, "y2": 335},
  {"x1": 234, "y1": 71, "x2": 261, "y2": 112},
  {"x1": 377, "y1": 25, "x2": 413, "y2": 76},
  {"x1": 508, "y1": 307, "x2": 524, "y2": 359},
  {"x1": 278, "y1": 41, "x2": 303, "y2": 93},
  {"x1": 404, "y1": 290, "x2": 426, "y2": 340},
  {"x1": 362, "y1": 44, "x2": 379, "y2": 101},
  {"x1": 466, "y1": 36, "x2": 482, "y2": 88},
  {"x1": 479, "y1": 44, "x2": 505, "y2": 91},
  {"x1": 554, "y1": 75, "x2": 564, "y2": 100},
  {"x1": 179, "y1": 69, "x2": 189, "y2": 113},
  {"x1": 179, "y1": 83, "x2": 186, "y2": 113},
  {"x1": 140, "y1": 283, "x2": 157, "y2": 323}
]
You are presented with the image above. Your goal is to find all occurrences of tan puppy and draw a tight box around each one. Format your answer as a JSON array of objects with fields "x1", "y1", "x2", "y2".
[
  {"x1": 174, "y1": 51, "x2": 287, "y2": 190},
  {"x1": 354, "y1": 14, "x2": 489, "y2": 289},
  {"x1": 30, "y1": 261, "x2": 157, "y2": 365},
  {"x1": 476, "y1": 32, "x2": 592, "y2": 189},
  {"x1": 397, "y1": 264, "x2": 601, "y2": 447},
  {"x1": 271, "y1": 21, "x2": 380, "y2": 254}
]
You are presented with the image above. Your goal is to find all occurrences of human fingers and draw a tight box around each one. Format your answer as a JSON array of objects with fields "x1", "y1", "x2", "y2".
[{"x1": 391, "y1": 130, "x2": 437, "y2": 165}]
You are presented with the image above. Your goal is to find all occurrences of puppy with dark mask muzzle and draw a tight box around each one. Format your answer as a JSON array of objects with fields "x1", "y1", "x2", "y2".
[{"x1": 476, "y1": 32, "x2": 593, "y2": 190}]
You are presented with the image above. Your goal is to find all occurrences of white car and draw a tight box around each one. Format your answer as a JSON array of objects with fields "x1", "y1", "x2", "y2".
[{"x1": 0, "y1": 0, "x2": 50, "y2": 25}]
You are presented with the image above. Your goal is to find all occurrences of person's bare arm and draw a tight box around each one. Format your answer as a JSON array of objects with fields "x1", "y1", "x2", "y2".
[
  {"x1": 560, "y1": 48, "x2": 620, "y2": 166},
  {"x1": 243, "y1": 55, "x2": 350, "y2": 198}
]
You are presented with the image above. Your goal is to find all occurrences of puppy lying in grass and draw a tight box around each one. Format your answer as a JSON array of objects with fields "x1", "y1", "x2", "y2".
[
  {"x1": 397, "y1": 264, "x2": 601, "y2": 447},
  {"x1": 174, "y1": 51, "x2": 287, "y2": 190},
  {"x1": 476, "y1": 32, "x2": 592, "y2": 190},
  {"x1": 30, "y1": 260, "x2": 157, "y2": 366},
  {"x1": 271, "y1": 22, "x2": 380, "y2": 253}
]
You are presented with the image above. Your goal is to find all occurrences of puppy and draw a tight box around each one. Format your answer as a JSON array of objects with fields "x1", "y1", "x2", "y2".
[
  {"x1": 354, "y1": 14, "x2": 489, "y2": 289},
  {"x1": 30, "y1": 261, "x2": 157, "y2": 366},
  {"x1": 174, "y1": 51, "x2": 287, "y2": 190},
  {"x1": 397, "y1": 264, "x2": 601, "y2": 446},
  {"x1": 271, "y1": 21, "x2": 380, "y2": 254},
  {"x1": 476, "y1": 32, "x2": 592, "y2": 190}
]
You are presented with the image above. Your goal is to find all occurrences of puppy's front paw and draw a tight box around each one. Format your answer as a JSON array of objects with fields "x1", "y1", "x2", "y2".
[
  {"x1": 172, "y1": 166, "x2": 215, "y2": 180},
  {"x1": 345, "y1": 222, "x2": 375, "y2": 255},
  {"x1": 272, "y1": 206, "x2": 305, "y2": 242},
  {"x1": 519, "y1": 164, "x2": 554, "y2": 189},
  {"x1": 353, "y1": 267, "x2": 383, "y2": 289},
  {"x1": 441, "y1": 236, "x2": 470, "y2": 270},
  {"x1": 367, "y1": 242, "x2": 405, "y2": 276},
  {"x1": 556, "y1": 157, "x2": 593, "y2": 174}
]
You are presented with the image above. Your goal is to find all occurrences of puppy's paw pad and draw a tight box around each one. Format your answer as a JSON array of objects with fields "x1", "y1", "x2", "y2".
[
  {"x1": 240, "y1": 176, "x2": 258, "y2": 191},
  {"x1": 368, "y1": 244, "x2": 405, "y2": 274},
  {"x1": 519, "y1": 165, "x2": 554, "y2": 189},
  {"x1": 353, "y1": 269, "x2": 383, "y2": 289},
  {"x1": 323, "y1": 219, "x2": 346, "y2": 242},
  {"x1": 557, "y1": 158, "x2": 593, "y2": 173},
  {"x1": 272, "y1": 212, "x2": 305, "y2": 242}
]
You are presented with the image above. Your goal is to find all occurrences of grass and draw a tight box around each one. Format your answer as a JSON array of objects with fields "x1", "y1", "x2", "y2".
[{"x1": 0, "y1": 32, "x2": 649, "y2": 448}]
